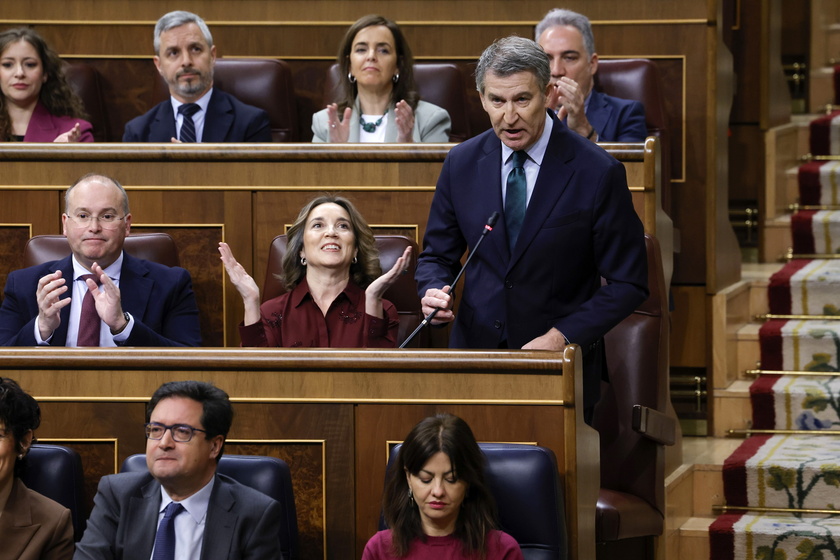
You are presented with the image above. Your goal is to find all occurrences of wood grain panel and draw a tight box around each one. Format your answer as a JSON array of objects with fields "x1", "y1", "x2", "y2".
[
  {"x1": 8, "y1": 347, "x2": 592, "y2": 560},
  {"x1": 0, "y1": 226, "x2": 33, "y2": 301}
]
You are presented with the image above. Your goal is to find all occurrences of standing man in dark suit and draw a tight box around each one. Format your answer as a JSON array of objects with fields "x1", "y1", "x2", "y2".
[
  {"x1": 123, "y1": 11, "x2": 271, "y2": 143},
  {"x1": 0, "y1": 173, "x2": 201, "y2": 346},
  {"x1": 415, "y1": 36, "x2": 648, "y2": 419},
  {"x1": 75, "y1": 380, "x2": 285, "y2": 559},
  {"x1": 535, "y1": 9, "x2": 647, "y2": 143}
]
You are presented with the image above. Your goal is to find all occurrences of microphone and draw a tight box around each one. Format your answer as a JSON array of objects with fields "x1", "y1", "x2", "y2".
[{"x1": 400, "y1": 211, "x2": 500, "y2": 348}]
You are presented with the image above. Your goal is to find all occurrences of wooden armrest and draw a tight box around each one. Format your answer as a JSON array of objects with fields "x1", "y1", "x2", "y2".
[{"x1": 632, "y1": 404, "x2": 676, "y2": 446}]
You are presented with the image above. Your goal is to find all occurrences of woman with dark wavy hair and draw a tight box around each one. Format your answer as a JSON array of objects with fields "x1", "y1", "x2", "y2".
[
  {"x1": 0, "y1": 27, "x2": 92, "y2": 142},
  {"x1": 364, "y1": 413, "x2": 523, "y2": 559},
  {"x1": 219, "y1": 194, "x2": 410, "y2": 347},
  {"x1": 0, "y1": 377, "x2": 74, "y2": 559},
  {"x1": 312, "y1": 14, "x2": 451, "y2": 143}
]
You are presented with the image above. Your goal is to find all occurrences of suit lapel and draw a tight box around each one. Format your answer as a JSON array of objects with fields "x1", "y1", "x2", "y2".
[
  {"x1": 123, "y1": 477, "x2": 161, "y2": 560},
  {"x1": 150, "y1": 102, "x2": 177, "y2": 142},
  {"x1": 119, "y1": 253, "x2": 154, "y2": 321},
  {"x1": 476, "y1": 134, "x2": 511, "y2": 264},
  {"x1": 2, "y1": 479, "x2": 39, "y2": 560},
  {"x1": 202, "y1": 475, "x2": 236, "y2": 560},
  {"x1": 508, "y1": 113, "x2": 575, "y2": 270},
  {"x1": 203, "y1": 89, "x2": 234, "y2": 142},
  {"x1": 586, "y1": 90, "x2": 612, "y2": 140}
]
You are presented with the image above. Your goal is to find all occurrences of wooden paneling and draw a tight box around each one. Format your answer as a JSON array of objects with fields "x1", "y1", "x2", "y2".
[
  {"x1": 7, "y1": 346, "x2": 595, "y2": 560},
  {"x1": 0, "y1": 143, "x2": 663, "y2": 348}
]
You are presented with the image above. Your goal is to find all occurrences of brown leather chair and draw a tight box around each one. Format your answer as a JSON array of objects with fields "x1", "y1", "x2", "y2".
[
  {"x1": 323, "y1": 62, "x2": 470, "y2": 142},
  {"x1": 63, "y1": 62, "x2": 110, "y2": 142},
  {"x1": 152, "y1": 58, "x2": 299, "y2": 142},
  {"x1": 23, "y1": 233, "x2": 180, "y2": 268},
  {"x1": 595, "y1": 59, "x2": 672, "y2": 214},
  {"x1": 262, "y1": 234, "x2": 426, "y2": 347},
  {"x1": 593, "y1": 234, "x2": 678, "y2": 551}
]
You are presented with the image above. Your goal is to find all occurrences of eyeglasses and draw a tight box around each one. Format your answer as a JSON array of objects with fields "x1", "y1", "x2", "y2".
[
  {"x1": 144, "y1": 422, "x2": 207, "y2": 443},
  {"x1": 66, "y1": 212, "x2": 126, "y2": 230}
]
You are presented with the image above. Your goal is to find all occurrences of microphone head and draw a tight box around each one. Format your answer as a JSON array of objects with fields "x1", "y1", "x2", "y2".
[{"x1": 487, "y1": 212, "x2": 500, "y2": 228}]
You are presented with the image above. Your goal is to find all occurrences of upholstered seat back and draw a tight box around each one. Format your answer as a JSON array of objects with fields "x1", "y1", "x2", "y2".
[
  {"x1": 23, "y1": 233, "x2": 180, "y2": 269},
  {"x1": 595, "y1": 59, "x2": 672, "y2": 213},
  {"x1": 21, "y1": 444, "x2": 87, "y2": 541},
  {"x1": 593, "y1": 234, "x2": 675, "y2": 541},
  {"x1": 385, "y1": 443, "x2": 566, "y2": 560},
  {"x1": 64, "y1": 62, "x2": 110, "y2": 142},
  {"x1": 323, "y1": 63, "x2": 470, "y2": 142},
  {"x1": 262, "y1": 234, "x2": 425, "y2": 347},
  {"x1": 214, "y1": 59, "x2": 298, "y2": 142},
  {"x1": 122, "y1": 453, "x2": 300, "y2": 560}
]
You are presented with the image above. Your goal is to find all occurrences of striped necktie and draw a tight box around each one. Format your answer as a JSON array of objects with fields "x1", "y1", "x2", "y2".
[{"x1": 178, "y1": 103, "x2": 200, "y2": 143}]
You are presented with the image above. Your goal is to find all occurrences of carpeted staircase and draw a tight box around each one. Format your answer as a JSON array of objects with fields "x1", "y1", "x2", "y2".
[{"x1": 708, "y1": 90, "x2": 840, "y2": 560}]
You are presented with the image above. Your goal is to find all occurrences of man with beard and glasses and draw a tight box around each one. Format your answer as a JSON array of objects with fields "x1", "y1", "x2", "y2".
[{"x1": 123, "y1": 11, "x2": 271, "y2": 143}]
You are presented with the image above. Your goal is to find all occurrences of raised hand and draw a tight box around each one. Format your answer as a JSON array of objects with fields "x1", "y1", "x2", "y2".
[
  {"x1": 218, "y1": 242, "x2": 262, "y2": 325},
  {"x1": 326, "y1": 103, "x2": 352, "y2": 143},
  {"x1": 394, "y1": 100, "x2": 416, "y2": 143},
  {"x1": 36, "y1": 270, "x2": 70, "y2": 340},
  {"x1": 365, "y1": 246, "x2": 412, "y2": 318}
]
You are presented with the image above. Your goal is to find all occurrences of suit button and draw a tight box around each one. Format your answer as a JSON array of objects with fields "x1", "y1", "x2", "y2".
[
  {"x1": 494, "y1": 320, "x2": 502, "y2": 329},
  {"x1": 505, "y1": 280, "x2": 513, "y2": 289}
]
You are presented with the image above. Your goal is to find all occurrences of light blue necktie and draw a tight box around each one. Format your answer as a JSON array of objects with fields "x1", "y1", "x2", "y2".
[
  {"x1": 152, "y1": 502, "x2": 184, "y2": 560},
  {"x1": 505, "y1": 150, "x2": 529, "y2": 251}
]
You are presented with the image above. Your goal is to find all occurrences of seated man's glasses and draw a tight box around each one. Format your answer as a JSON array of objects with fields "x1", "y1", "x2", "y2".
[
  {"x1": 144, "y1": 422, "x2": 207, "y2": 443},
  {"x1": 66, "y1": 212, "x2": 126, "y2": 230}
]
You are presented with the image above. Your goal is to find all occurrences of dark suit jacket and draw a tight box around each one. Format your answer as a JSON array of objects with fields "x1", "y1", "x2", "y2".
[
  {"x1": 74, "y1": 472, "x2": 284, "y2": 560},
  {"x1": 416, "y1": 111, "x2": 648, "y2": 408},
  {"x1": 24, "y1": 101, "x2": 94, "y2": 142},
  {"x1": 0, "y1": 253, "x2": 202, "y2": 347},
  {"x1": 2, "y1": 478, "x2": 74, "y2": 560},
  {"x1": 587, "y1": 89, "x2": 647, "y2": 142},
  {"x1": 122, "y1": 88, "x2": 271, "y2": 142}
]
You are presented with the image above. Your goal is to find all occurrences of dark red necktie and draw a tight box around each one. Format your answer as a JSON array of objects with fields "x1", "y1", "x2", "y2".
[{"x1": 77, "y1": 273, "x2": 101, "y2": 346}]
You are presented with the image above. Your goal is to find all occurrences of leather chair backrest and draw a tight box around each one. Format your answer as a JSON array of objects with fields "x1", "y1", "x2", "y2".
[
  {"x1": 213, "y1": 59, "x2": 298, "y2": 142},
  {"x1": 122, "y1": 453, "x2": 300, "y2": 560},
  {"x1": 385, "y1": 442, "x2": 566, "y2": 560},
  {"x1": 23, "y1": 233, "x2": 180, "y2": 269},
  {"x1": 595, "y1": 59, "x2": 672, "y2": 212},
  {"x1": 63, "y1": 62, "x2": 110, "y2": 142},
  {"x1": 21, "y1": 444, "x2": 87, "y2": 541},
  {"x1": 323, "y1": 62, "x2": 470, "y2": 142},
  {"x1": 262, "y1": 234, "x2": 425, "y2": 347},
  {"x1": 593, "y1": 233, "x2": 672, "y2": 541}
]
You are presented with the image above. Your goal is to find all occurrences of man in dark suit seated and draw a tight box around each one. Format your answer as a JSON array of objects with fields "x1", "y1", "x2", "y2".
[
  {"x1": 123, "y1": 10, "x2": 271, "y2": 143},
  {"x1": 74, "y1": 380, "x2": 284, "y2": 560},
  {"x1": 535, "y1": 8, "x2": 647, "y2": 143},
  {"x1": 0, "y1": 173, "x2": 202, "y2": 347},
  {"x1": 416, "y1": 36, "x2": 648, "y2": 422}
]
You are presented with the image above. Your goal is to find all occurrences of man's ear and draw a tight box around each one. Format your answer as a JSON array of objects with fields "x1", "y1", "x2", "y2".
[{"x1": 153, "y1": 56, "x2": 162, "y2": 75}]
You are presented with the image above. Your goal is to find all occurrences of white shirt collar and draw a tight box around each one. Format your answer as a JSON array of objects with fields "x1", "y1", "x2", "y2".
[
  {"x1": 159, "y1": 475, "x2": 215, "y2": 525},
  {"x1": 501, "y1": 111, "x2": 553, "y2": 165},
  {"x1": 170, "y1": 88, "x2": 213, "y2": 116},
  {"x1": 72, "y1": 252, "x2": 123, "y2": 282}
]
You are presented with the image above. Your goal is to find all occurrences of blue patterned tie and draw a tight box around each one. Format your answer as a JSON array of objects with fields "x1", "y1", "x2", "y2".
[
  {"x1": 505, "y1": 150, "x2": 528, "y2": 251},
  {"x1": 178, "y1": 103, "x2": 200, "y2": 142},
  {"x1": 152, "y1": 502, "x2": 184, "y2": 560}
]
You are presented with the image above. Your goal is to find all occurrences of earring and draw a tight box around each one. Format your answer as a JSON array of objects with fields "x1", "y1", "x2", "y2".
[
  {"x1": 408, "y1": 487, "x2": 414, "y2": 504},
  {"x1": 352, "y1": 256, "x2": 358, "y2": 264},
  {"x1": 348, "y1": 73, "x2": 356, "y2": 84},
  {"x1": 392, "y1": 73, "x2": 399, "y2": 83},
  {"x1": 18, "y1": 453, "x2": 25, "y2": 460},
  {"x1": 301, "y1": 257, "x2": 307, "y2": 266}
]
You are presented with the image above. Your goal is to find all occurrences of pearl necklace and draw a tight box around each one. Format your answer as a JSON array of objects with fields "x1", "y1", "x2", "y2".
[{"x1": 360, "y1": 109, "x2": 387, "y2": 133}]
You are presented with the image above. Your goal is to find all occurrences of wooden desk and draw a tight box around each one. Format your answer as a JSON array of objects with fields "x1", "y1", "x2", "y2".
[
  {"x1": 0, "y1": 142, "x2": 667, "y2": 348},
  {"x1": 7, "y1": 346, "x2": 596, "y2": 560}
]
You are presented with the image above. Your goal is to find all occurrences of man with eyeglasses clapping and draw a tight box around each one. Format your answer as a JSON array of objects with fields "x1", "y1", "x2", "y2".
[
  {"x1": 0, "y1": 172, "x2": 201, "y2": 346},
  {"x1": 75, "y1": 381, "x2": 285, "y2": 560}
]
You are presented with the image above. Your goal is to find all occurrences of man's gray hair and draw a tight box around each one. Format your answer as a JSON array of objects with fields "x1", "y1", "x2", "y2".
[
  {"x1": 534, "y1": 8, "x2": 596, "y2": 58},
  {"x1": 153, "y1": 11, "x2": 213, "y2": 55},
  {"x1": 65, "y1": 173, "x2": 130, "y2": 215},
  {"x1": 475, "y1": 36, "x2": 551, "y2": 95}
]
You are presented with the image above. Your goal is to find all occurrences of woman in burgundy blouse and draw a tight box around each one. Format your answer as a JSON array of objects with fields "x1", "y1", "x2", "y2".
[
  {"x1": 219, "y1": 195, "x2": 411, "y2": 347},
  {"x1": 0, "y1": 28, "x2": 93, "y2": 142}
]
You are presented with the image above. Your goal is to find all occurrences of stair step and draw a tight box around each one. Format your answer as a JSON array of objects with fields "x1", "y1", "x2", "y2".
[
  {"x1": 674, "y1": 517, "x2": 713, "y2": 560},
  {"x1": 712, "y1": 381, "x2": 753, "y2": 436}
]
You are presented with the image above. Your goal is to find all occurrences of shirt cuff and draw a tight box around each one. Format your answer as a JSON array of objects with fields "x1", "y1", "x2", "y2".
[{"x1": 34, "y1": 317, "x2": 51, "y2": 345}]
